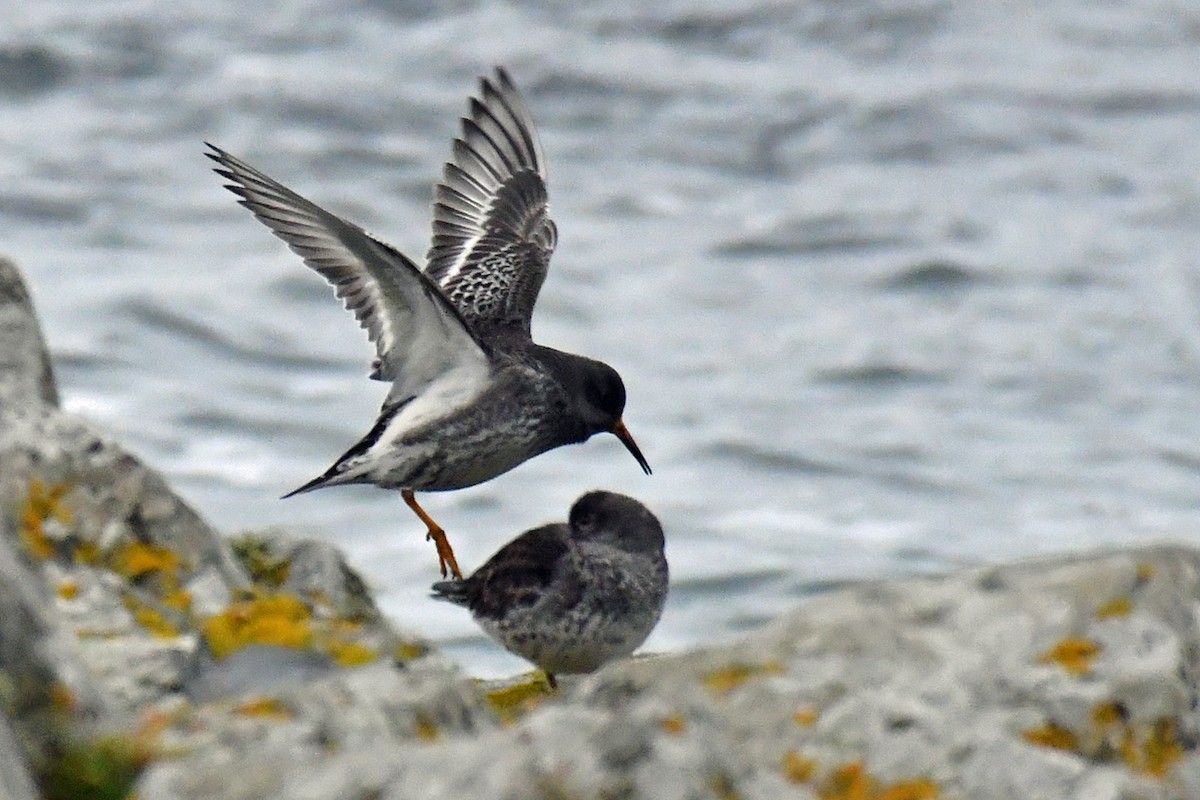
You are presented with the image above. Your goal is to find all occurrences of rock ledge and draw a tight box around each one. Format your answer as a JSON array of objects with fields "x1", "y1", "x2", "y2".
[{"x1": 3, "y1": 256, "x2": 1198, "y2": 800}]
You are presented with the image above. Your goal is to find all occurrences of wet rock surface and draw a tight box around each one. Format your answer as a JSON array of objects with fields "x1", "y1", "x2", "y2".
[{"x1": 3, "y1": 254, "x2": 1200, "y2": 799}]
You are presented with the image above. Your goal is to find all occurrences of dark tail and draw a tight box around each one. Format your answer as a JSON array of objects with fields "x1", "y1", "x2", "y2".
[
  {"x1": 430, "y1": 579, "x2": 470, "y2": 606},
  {"x1": 282, "y1": 402, "x2": 406, "y2": 499}
]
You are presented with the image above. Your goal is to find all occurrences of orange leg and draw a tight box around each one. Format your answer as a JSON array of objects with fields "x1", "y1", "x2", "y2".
[{"x1": 402, "y1": 490, "x2": 462, "y2": 579}]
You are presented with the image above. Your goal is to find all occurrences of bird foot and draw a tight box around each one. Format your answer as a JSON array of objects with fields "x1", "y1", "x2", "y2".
[
  {"x1": 426, "y1": 526, "x2": 463, "y2": 580},
  {"x1": 403, "y1": 490, "x2": 463, "y2": 579}
]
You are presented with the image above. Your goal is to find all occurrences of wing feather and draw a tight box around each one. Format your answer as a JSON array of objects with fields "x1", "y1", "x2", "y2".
[
  {"x1": 206, "y1": 143, "x2": 489, "y2": 401},
  {"x1": 425, "y1": 68, "x2": 557, "y2": 337}
]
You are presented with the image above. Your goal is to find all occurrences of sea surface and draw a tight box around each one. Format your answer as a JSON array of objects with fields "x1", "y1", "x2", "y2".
[{"x1": 4, "y1": 0, "x2": 1200, "y2": 677}]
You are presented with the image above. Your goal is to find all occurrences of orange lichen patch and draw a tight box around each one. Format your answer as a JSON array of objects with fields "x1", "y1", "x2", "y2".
[
  {"x1": 783, "y1": 756, "x2": 941, "y2": 800},
  {"x1": 877, "y1": 779, "x2": 941, "y2": 800},
  {"x1": 1122, "y1": 718, "x2": 1186, "y2": 778},
  {"x1": 113, "y1": 542, "x2": 181, "y2": 581},
  {"x1": 234, "y1": 697, "x2": 294, "y2": 720},
  {"x1": 818, "y1": 761, "x2": 874, "y2": 800},
  {"x1": 659, "y1": 714, "x2": 687, "y2": 735},
  {"x1": 21, "y1": 522, "x2": 55, "y2": 559},
  {"x1": 1037, "y1": 699, "x2": 1188, "y2": 778},
  {"x1": 201, "y1": 593, "x2": 313, "y2": 660},
  {"x1": 1038, "y1": 637, "x2": 1100, "y2": 676},
  {"x1": 20, "y1": 480, "x2": 71, "y2": 559},
  {"x1": 1092, "y1": 701, "x2": 1125, "y2": 727},
  {"x1": 1096, "y1": 596, "x2": 1132, "y2": 619},
  {"x1": 794, "y1": 706, "x2": 820, "y2": 727},
  {"x1": 414, "y1": 712, "x2": 440, "y2": 742},
  {"x1": 782, "y1": 751, "x2": 818, "y2": 784},
  {"x1": 1135, "y1": 563, "x2": 1156, "y2": 583},
  {"x1": 1022, "y1": 721, "x2": 1078, "y2": 751},
  {"x1": 58, "y1": 580, "x2": 80, "y2": 600},
  {"x1": 123, "y1": 596, "x2": 181, "y2": 639},
  {"x1": 328, "y1": 640, "x2": 378, "y2": 667},
  {"x1": 702, "y1": 661, "x2": 785, "y2": 696}
]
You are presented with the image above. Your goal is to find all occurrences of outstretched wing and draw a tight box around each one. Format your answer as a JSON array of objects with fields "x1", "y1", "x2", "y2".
[
  {"x1": 425, "y1": 67, "x2": 557, "y2": 338},
  {"x1": 206, "y1": 143, "x2": 490, "y2": 403}
]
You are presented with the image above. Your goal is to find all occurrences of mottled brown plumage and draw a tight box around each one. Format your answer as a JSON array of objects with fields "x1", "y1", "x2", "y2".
[{"x1": 432, "y1": 491, "x2": 668, "y2": 686}]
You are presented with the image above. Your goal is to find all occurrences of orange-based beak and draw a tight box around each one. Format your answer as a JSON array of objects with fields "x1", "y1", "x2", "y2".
[{"x1": 612, "y1": 419, "x2": 651, "y2": 475}]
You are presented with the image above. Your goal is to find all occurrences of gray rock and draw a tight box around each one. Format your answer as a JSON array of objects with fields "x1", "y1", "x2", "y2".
[
  {"x1": 130, "y1": 547, "x2": 1200, "y2": 800},
  {"x1": 5, "y1": 255, "x2": 1200, "y2": 799},
  {"x1": 184, "y1": 644, "x2": 336, "y2": 704},
  {"x1": 1, "y1": 409, "x2": 252, "y2": 595},
  {"x1": 0, "y1": 255, "x2": 446, "y2": 794},
  {"x1": 0, "y1": 712, "x2": 39, "y2": 800},
  {"x1": 0, "y1": 255, "x2": 57, "y2": 410},
  {"x1": 0, "y1": 507, "x2": 110, "y2": 787}
]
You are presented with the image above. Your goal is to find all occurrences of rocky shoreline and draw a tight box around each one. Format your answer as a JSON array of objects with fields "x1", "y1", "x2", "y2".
[{"x1": 3, "y1": 255, "x2": 1199, "y2": 799}]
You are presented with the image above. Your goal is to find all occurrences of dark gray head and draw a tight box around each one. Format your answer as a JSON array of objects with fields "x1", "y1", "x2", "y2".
[
  {"x1": 576, "y1": 360, "x2": 651, "y2": 475},
  {"x1": 567, "y1": 490, "x2": 664, "y2": 554}
]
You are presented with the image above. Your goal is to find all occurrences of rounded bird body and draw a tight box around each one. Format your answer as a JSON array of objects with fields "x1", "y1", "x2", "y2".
[
  {"x1": 432, "y1": 491, "x2": 668, "y2": 685},
  {"x1": 207, "y1": 69, "x2": 650, "y2": 578},
  {"x1": 292, "y1": 345, "x2": 609, "y2": 494}
]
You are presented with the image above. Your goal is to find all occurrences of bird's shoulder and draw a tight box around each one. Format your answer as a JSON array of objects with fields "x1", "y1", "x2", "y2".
[{"x1": 466, "y1": 523, "x2": 574, "y2": 619}]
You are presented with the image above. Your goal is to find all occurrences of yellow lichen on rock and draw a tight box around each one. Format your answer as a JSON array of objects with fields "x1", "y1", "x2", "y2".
[
  {"x1": 113, "y1": 542, "x2": 181, "y2": 581},
  {"x1": 1023, "y1": 694, "x2": 1185, "y2": 780},
  {"x1": 201, "y1": 593, "x2": 314, "y2": 660},
  {"x1": 328, "y1": 639, "x2": 378, "y2": 667},
  {"x1": 414, "y1": 712, "x2": 440, "y2": 742},
  {"x1": 19, "y1": 480, "x2": 72, "y2": 560},
  {"x1": 780, "y1": 755, "x2": 940, "y2": 800},
  {"x1": 229, "y1": 535, "x2": 291, "y2": 588},
  {"x1": 659, "y1": 713, "x2": 687, "y2": 735},
  {"x1": 1038, "y1": 637, "x2": 1100, "y2": 675},
  {"x1": 876, "y1": 779, "x2": 941, "y2": 800},
  {"x1": 1124, "y1": 718, "x2": 1185, "y2": 778},
  {"x1": 709, "y1": 771, "x2": 742, "y2": 800},
  {"x1": 482, "y1": 676, "x2": 553, "y2": 723},
  {"x1": 394, "y1": 641, "x2": 429, "y2": 662},
  {"x1": 702, "y1": 661, "x2": 785, "y2": 696},
  {"x1": 74, "y1": 540, "x2": 100, "y2": 565},
  {"x1": 781, "y1": 751, "x2": 817, "y2": 784},
  {"x1": 234, "y1": 697, "x2": 294, "y2": 720},
  {"x1": 1095, "y1": 596, "x2": 1132, "y2": 619},
  {"x1": 123, "y1": 596, "x2": 180, "y2": 639},
  {"x1": 1022, "y1": 721, "x2": 1078, "y2": 751},
  {"x1": 818, "y1": 761, "x2": 873, "y2": 800},
  {"x1": 1092, "y1": 701, "x2": 1124, "y2": 727},
  {"x1": 793, "y1": 706, "x2": 820, "y2": 727},
  {"x1": 161, "y1": 589, "x2": 193, "y2": 613}
]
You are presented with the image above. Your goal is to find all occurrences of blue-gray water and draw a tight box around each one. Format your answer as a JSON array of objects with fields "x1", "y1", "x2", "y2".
[{"x1": 4, "y1": 1, "x2": 1200, "y2": 677}]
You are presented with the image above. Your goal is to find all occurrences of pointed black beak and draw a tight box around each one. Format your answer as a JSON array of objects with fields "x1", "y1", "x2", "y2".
[{"x1": 611, "y1": 419, "x2": 651, "y2": 475}]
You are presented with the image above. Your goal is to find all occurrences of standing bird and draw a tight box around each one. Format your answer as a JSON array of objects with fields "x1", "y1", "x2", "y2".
[
  {"x1": 431, "y1": 491, "x2": 667, "y2": 687},
  {"x1": 206, "y1": 69, "x2": 650, "y2": 578}
]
